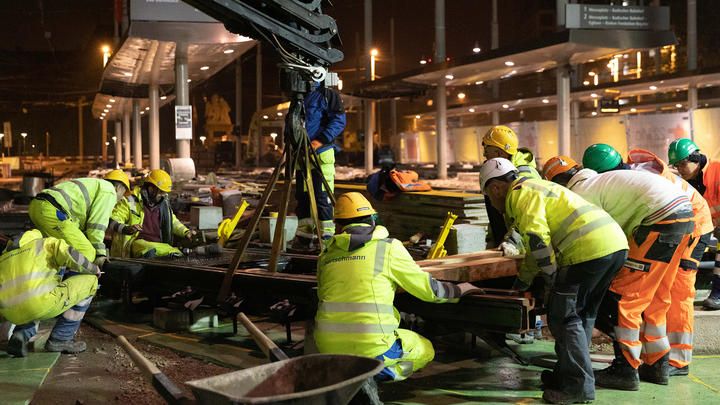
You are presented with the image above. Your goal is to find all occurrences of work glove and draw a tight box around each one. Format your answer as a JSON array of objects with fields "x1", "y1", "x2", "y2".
[
  {"x1": 456, "y1": 282, "x2": 485, "y2": 297},
  {"x1": 121, "y1": 224, "x2": 142, "y2": 235},
  {"x1": 511, "y1": 277, "x2": 530, "y2": 292},
  {"x1": 499, "y1": 228, "x2": 525, "y2": 258},
  {"x1": 185, "y1": 229, "x2": 198, "y2": 241},
  {"x1": 93, "y1": 256, "x2": 109, "y2": 276}
]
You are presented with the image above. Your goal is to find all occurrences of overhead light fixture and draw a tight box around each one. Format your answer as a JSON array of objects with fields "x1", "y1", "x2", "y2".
[
  {"x1": 140, "y1": 111, "x2": 145, "y2": 115},
  {"x1": 502, "y1": 104, "x2": 510, "y2": 109},
  {"x1": 187, "y1": 79, "x2": 192, "y2": 83},
  {"x1": 472, "y1": 41, "x2": 481, "y2": 54},
  {"x1": 370, "y1": 48, "x2": 379, "y2": 57},
  {"x1": 426, "y1": 99, "x2": 433, "y2": 107},
  {"x1": 630, "y1": 107, "x2": 637, "y2": 113},
  {"x1": 591, "y1": 111, "x2": 598, "y2": 116},
  {"x1": 588, "y1": 72, "x2": 596, "y2": 77},
  {"x1": 419, "y1": 59, "x2": 427, "y2": 65},
  {"x1": 109, "y1": 98, "x2": 116, "y2": 103},
  {"x1": 676, "y1": 103, "x2": 683, "y2": 108},
  {"x1": 591, "y1": 93, "x2": 598, "y2": 98},
  {"x1": 223, "y1": 49, "x2": 235, "y2": 54},
  {"x1": 504, "y1": 61, "x2": 515, "y2": 67},
  {"x1": 106, "y1": 104, "x2": 112, "y2": 108},
  {"x1": 535, "y1": 68, "x2": 545, "y2": 73},
  {"x1": 160, "y1": 95, "x2": 167, "y2": 100},
  {"x1": 468, "y1": 108, "x2": 476, "y2": 113},
  {"x1": 100, "y1": 116, "x2": 104, "y2": 120},
  {"x1": 123, "y1": 72, "x2": 132, "y2": 77},
  {"x1": 103, "y1": 109, "x2": 109, "y2": 113},
  {"x1": 415, "y1": 115, "x2": 421, "y2": 119},
  {"x1": 262, "y1": 115, "x2": 269, "y2": 119},
  {"x1": 583, "y1": 80, "x2": 590, "y2": 86},
  {"x1": 649, "y1": 85, "x2": 658, "y2": 91},
  {"x1": 445, "y1": 74, "x2": 454, "y2": 80},
  {"x1": 457, "y1": 92, "x2": 466, "y2": 100},
  {"x1": 200, "y1": 66, "x2": 210, "y2": 71},
  {"x1": 542, "y1": 99, "x2": 550, "y2": 104},
  {"x1": 475, "y1": 80, "x2": 484, "y2": 85}
]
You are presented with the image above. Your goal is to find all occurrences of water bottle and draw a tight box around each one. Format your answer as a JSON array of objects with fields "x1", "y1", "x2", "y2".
[{"x1": 534, "y1": 315, "x2": 543, "y2": 339}]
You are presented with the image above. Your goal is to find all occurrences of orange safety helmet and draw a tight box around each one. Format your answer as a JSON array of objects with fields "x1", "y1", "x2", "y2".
[{"x1": 542, "y1": 155, "x2": 580, "y2": 181}]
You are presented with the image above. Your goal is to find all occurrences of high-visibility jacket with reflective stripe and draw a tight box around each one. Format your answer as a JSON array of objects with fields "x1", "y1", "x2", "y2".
[
  {"x1": 315, "y1": 225, "x2": 460, "y2": 358},
  {"x1": 627, "y1": 149, "x2": 713, "y2": 237},
  {"x1": 567, "y1": 169, "x2": 693, "y2": 237},
  {"x1": 505, "y1": 177, "x2": 628, "y2": 285},
  {"x1": 702, "y1": 161, "x2": 720, "y2": 227},
  {"x1": 511, "y1": 148, "x2": 541, "y2": 180},
  {"x1": 109, "y1": 187, "x2": 188, "y2": 257},
  {"x1": 0, "y1": 230, "x2": 99, "y2": 324},
  {"x1": 41, "y1": 178, "x2": 116, "y2": 256}
]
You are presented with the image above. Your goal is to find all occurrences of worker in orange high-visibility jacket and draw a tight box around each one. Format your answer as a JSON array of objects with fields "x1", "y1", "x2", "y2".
[
  {"x1": 626, "y1": 148, "x2": 714, "y2": 376},
  {"x1": 482, "y1": 158, "x2": 628, "y2": 404},
  {"x1": 545, "y1": 153, "x2": 694, "y2": 390},
  {"x1": 668, "y1": 138, "x2": 720, "y2": 311}
]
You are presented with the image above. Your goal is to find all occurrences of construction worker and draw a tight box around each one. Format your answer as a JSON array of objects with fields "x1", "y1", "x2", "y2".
[
  {"x1": 480, "y1": 158, "x2": 627, "y2": 404},
  {"x1": 544, "y1": 154, "x2": 694, "y2": 389},
  {"x1": 315, "y1": 192, "x2": 475, "y2": 383},
  {"x1": 481, "y1": 125, "x2": 540, "y2": 246},
  {"x1": 0, "y1": 230, "x2": 100, "y2": 357},
  {"x1": 29, "y1": 173, "x2": 129, "y2": 266},
  {"x1": 668, "y1": 138, "x2": 720, "y2": 310},
  {"x1": 108, "y1": 169, "x2": 196, "y2": 258},
  {"x1": 290, "y1": 82, "x2": 346, "y2": 252}
]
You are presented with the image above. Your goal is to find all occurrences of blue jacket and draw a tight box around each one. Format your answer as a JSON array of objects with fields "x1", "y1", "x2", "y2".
[{"x1": 304, "y1": 84, "x2": 346, "y2": 154}]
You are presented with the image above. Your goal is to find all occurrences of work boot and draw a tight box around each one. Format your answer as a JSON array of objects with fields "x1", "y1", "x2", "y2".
[
  {"x1": 45, "y1": 338, "x2": 87, "y2": 354},
  {"x1": 506, "y1": 332, "x2": 534, "y2": 344},
  {"x1": 703, "y1": 275, "x2": 720, "y2": 310},
  {"x1": 638, "y1": 353, "x2": 670, "y2": 385},
  {"x1": 542, "y1": 389, "x2": 592, "y2": 404},
  {"x1": 594, "y1": 357, "x2": 639, "y2": 391},
  {"x1": 669, "y1": 365, "x2": 689, "y2": 376},
  {"x1": 7, "y1": 330, "x2": 29, "y2": 357}
]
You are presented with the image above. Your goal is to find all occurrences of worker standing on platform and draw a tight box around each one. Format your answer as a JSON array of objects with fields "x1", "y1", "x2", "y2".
[
  {"x1": 481, "y1": 125, "x2": 540, "y2": 246},
  {"x1": 480, "y1": 158, "x2": 628, "y2": 404},
  {"x1": 108, "y1": 169, "x2": 200, "y2": 258},
  {"x1": 0, "y1": 230, "x2": 100, "y2": 357},
  {"x1": 290, "y1": 81, "x2": 346, "y2": 252},
  {"x1": 315, "y1": 192, "x2": 475, "y2": 385},
  {"x1": 29, "y1": 173, "x2": 129, "y2": 267},
  {"x1": 544, "y1": 153, "x2": 694, "y2": 390},
  {"x1": 668, "y1": 139, "x2": 720, "y2": 311}
]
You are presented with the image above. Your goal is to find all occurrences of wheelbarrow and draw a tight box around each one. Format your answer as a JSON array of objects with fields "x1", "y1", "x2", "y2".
[{"x1": 117, "y1": 313, "x2": 383, "y2": 405}]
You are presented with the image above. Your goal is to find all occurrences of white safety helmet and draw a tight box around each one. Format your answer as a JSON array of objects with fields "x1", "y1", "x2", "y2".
[{"x1": 480, "y1": 158, "x2": 518, "y2": 192}]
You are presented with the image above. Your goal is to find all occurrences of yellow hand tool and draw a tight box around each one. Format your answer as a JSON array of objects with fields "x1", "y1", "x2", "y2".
[
  {"x1": 427, "y1": 211, "x2": 458, "y2": 259},
  {"x1": 218, "y1": 200, "x2": 249, "y2": 247}
]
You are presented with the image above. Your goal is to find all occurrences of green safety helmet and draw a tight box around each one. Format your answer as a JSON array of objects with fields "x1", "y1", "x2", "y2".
[
  {"x1": 667, "y1": 138, "x2": 700, "y2": 166},
  {"x1": 582, "y1": 143, "x2": 622, "y2": 173}
]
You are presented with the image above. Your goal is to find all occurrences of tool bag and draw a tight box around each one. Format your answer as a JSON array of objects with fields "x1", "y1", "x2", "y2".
[{"x1": 367, "y1": 165, "x2": 431, "y2": 201}]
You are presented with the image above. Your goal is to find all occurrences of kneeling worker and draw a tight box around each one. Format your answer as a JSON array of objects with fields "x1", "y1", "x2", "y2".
[
  {"x1": 29, "y1": 173, "x2": 129, "y2": 266},
  {"x1": 314, "y1": 192, "x2": 475, "y2": 382},
  {"x1": 480, "y1": 158, "x2": 628, "y2": 404},
  {"x1": 109, "y1": 169, "x2": 198, "y2": 258},
  {"x1": 0, "y1": 230, "x2": 100, "y2": 356}
]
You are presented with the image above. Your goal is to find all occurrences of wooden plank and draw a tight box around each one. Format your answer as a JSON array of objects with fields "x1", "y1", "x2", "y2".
[
  {"x1": 416, "y1": 250, "x2": 503, "y2": 267},
  {"x1": 422, "y1": 257, "x2": 519, "y2": 282}
]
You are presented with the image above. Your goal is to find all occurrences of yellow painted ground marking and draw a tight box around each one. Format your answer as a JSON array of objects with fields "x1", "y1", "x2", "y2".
[{"x1": 688, "y1": 373, "x2": 720, "y2": 394}]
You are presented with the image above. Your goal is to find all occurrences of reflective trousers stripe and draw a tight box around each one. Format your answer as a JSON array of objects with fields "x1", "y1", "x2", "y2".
[
  {"x1": 668, "y1": 331, "x2": 693, "y2": 346},
  {"x1": 319, "y1": 302, "x2": 394, "y2": 314},
  {"x1": 643, "y1": 322, "x2": 667, "y2": 338},
  {"x1": 615, "y1": 326, "x2": 640, "y2": 342},
  {"x1": 643, "y1": 336, "x2": 670, "y2": 354},
  {"x1": 670, "y1": 348, "x2": 692, "y2": 365},
  {"x1": 315, "y1": 320, "x2": 397, "y2": 334},
  {"x1": 619, "y1": 341, "x2": 642, "y2": 361}
]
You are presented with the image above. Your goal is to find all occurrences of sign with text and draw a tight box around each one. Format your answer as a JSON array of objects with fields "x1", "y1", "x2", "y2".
[
  {"x1": 566, "y1": 4, "x2": 670, "y2": 31},
  {"x1": 2, "y1": 121, "x2": 11, "y2": 148},
  {"x1": 175, "y1": 105, "x2": 193, "y2": 140}
]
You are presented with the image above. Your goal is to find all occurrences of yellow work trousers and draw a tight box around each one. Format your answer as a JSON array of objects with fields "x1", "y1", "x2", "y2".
[
  {"x1": 29, "y1": 199, "x2": 97, "y2": 262},
  {"x1": 130, "y1": 239, "x2": 182, "y2": 258}
]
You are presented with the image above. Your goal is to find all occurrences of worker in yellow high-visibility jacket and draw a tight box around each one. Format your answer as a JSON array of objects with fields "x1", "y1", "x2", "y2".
[{"x1": 315, "y1": 192, "x2": 475, "y2": 385}]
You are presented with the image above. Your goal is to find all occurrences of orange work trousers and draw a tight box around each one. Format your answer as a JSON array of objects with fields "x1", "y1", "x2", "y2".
[
  {"x1": 667, "y1": 232, "x2": 711, "y2": 368},
  {"x1": 609, "y1": 215, "x2": 694, "y2": 369}
]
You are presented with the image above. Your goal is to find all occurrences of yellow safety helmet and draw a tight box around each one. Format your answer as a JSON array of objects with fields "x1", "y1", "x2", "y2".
[
  {"x1": 145, "y1": 169, "x2": 172, "y2": 193},
  {"x1": 482, "y1": 125, "x2": 518, "y2": 155},
  {"x1": 335, "y1": 192, "x2": 377, "y2": 220},
  {"x1": 105, "y1": 169, "x2": 130, "y2": 190}
]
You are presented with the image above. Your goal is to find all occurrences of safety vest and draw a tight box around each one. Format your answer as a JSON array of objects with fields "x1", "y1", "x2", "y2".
[
  {"x1": 511, "y1": 148, "x2": 541, "y2": 180},
  {"x1": 567, "y1": 169, "x2": 693, "y2": 237},
  {"x1": 505, "y1": 177, "x2": 628, "y2": 285},
  {"x1": 627, "y1": 149, "x2": 713, "y2": 237},
  {"x1": 703, "y1": 160, "x2": 720, "y2": 227},
  {"x1": 41, "y1": 178, "x2": 116, "y2": 257},
  {"x1": 109, "y1": 187, "x2": 188, "y2": 258},
  {"x1": 315, "y1": 225, "x2": 460, "y2": 358},
  {"x1": 0, "y1": 230, "x2": 98, "y2": 324}
]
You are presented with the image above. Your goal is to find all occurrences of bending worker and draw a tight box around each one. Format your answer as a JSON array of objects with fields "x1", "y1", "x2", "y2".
[
  {"x1": 544, "y1": 153, "x2": 694, "y2": 390},
  {"x1": 314, "y1": 192, "x2": 474, "y2": 383},
  {"x1": 290, "y1": 81, "x2": 346, "y2": 251},
  {"x1": 0, "y1": 230, "x2": 100, "y2": 357},
  {"x1": 480, "y1": 158, "x2": 627, "y2": 404},
  {"x1": 667, "y1": 138, "x2": 720, "y2": 310},
  {"x1": 29, "y1": 172, "x2": 129, "y2": 266},
  {"x1": 109, "y1": 169, "x2": 197, "y2": 258},
  {"x1": 481, "y1": 125, "x2": 540, "y2": 246}
]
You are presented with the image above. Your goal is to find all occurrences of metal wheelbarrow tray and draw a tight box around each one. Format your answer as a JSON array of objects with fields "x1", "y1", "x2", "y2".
[{"x1": 185, "y1": 353, "x2": 383, "y2": 405}]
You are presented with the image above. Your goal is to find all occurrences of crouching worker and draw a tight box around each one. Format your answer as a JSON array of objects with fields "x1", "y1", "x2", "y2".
[
  {"x1": 480, "y1": 158, "x2": 628, "y2": 404},
  {"x1": 0, "y1": 230, "x2": 100, "y2": 357},
  {"x1": 315, "y1": 192, "x2": 474, "y2": 384},
  {"x1": 109, "y1": 169, "x2": 200, "y2": 258}
]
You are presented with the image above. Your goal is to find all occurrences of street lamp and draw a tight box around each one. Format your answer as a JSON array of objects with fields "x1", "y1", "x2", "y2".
[
  {"x1": 199, "y1": 136, "x2": 207, "y2": 146},
  {"x1": 20, "y1": 132, "x2": 27, "y2": 155},
  {"x1": 370, "y1": 48, "x2": 379, "y2": 81},
  {"x1": 101, "y1": 45, "x2": 111, "y2": 67}
]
